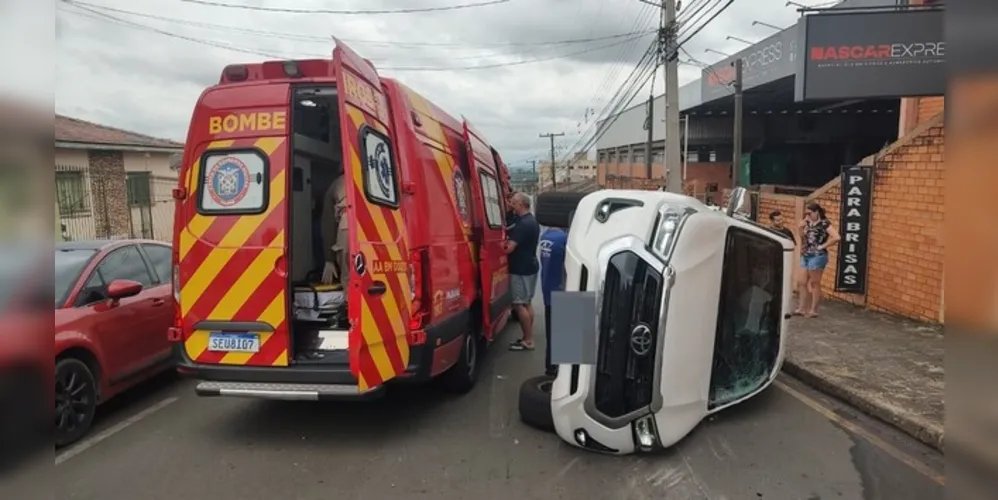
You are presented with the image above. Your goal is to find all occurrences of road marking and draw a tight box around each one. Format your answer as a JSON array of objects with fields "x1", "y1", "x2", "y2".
[
  {"x1": 55, "y1": 397, "x2": 179, "y2": 466},
  {"x1": 775, "y1": 380, "x2": 945, "y2": 486}
]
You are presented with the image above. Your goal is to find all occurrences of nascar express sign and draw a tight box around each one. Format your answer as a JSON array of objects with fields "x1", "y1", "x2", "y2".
[{"x1": 796, "y1": 8, "x2": 945, "y2": 101}]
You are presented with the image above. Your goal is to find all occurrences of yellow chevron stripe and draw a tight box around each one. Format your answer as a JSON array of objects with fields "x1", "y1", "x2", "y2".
[
  {"x1": 360, "y1": 297, "x2": 395, "y2": 382},
  {"x1": 180, "y1": 169, "x2": 286, "y2": 316},
  {"x1": 180, "y1": 138, "x2": 284, "y2": 260},
  {"x1": 206, "y1": 233, "x2": 284, "y2": 320},
  {"x1": 218, "y1": 291, "x2": 285, "y2": 365}
]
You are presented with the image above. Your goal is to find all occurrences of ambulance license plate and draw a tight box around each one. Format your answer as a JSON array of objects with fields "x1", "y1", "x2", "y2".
[{"x1": 207, "y1": 333, "x2": 260, "y2": 353}]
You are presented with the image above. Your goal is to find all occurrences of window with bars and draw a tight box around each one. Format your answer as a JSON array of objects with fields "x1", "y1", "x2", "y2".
[
  {"x1": 55, "y1": 169, "x2": 91, "y2": 217},
  {"x1": 126, "y1": 171, "x2": 152, "y2": 207}
]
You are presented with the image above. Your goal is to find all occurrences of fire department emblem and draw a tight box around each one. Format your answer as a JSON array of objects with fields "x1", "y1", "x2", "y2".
[
  {"x1": 453, "y1": 170, "x2": 469, "y2": 223},
  {"x1": 206, "y1": 157, "x2": 250, "y2": 207},
  {"x1": 368, "y1": 141, "x2": 393, "y2": 200}
]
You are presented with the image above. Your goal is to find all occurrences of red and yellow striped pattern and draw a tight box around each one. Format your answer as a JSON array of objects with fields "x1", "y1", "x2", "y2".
[
  {"x1": 343, "y1": 105, "x2": 412, "y2": 390},
  {"x1": 400, "y1": 87, "x2": 477, "y2": 263},
  {"x1": 179, "y1": 136, "x2": 291, "y2": 367}
]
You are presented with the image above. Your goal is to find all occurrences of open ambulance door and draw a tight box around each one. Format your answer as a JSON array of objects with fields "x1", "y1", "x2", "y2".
[
  {"x1": 332, "y1": 39, "x2": 411, "y2": 391},
  {"x1": 462, "y1": 119, "x2": 512, "y2": 339}
]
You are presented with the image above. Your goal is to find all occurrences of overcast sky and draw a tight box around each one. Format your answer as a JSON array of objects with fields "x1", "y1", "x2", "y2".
[{"x1": 48, "y1": 0, "x2": 806, "y2": 168}]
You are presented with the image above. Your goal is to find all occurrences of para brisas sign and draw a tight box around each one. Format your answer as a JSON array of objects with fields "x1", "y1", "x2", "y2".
[{"x1": 835, "y1": 165, "x2": 873, "y2": 294}]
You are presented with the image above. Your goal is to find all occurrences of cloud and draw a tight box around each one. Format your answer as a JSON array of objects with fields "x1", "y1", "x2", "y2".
[{"x1": 55, "y1": 0, "x2": 801, "y2": 166}]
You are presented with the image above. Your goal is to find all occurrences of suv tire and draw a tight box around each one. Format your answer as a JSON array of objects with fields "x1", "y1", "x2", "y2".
[{"x1": 518, "y1": 375, "x2": 555, "y2": 432}]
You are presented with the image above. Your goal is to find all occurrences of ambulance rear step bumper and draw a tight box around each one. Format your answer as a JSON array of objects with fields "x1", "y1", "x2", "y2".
[{"x1": 195, "y1": 381, "x2": 385, "y2": 401}]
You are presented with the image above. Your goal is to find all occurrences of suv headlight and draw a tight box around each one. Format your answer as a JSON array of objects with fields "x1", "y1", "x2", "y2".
[{"x1": 649, "y1": 204, "x2": 694, "y2": 261}]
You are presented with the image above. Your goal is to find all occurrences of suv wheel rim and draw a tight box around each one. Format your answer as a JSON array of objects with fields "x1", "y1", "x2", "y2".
[{"x1": 55, "y1": 366, "x2": 93, "y2": 437}]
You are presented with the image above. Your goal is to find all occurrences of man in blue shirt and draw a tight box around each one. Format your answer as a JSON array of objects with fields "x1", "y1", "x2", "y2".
[
  {"x1": 504, "y1": 193, "x2": 540, "y2": 352},
  {"x1": 539, "y1": 225, "x2": 568, "y2": 376}
]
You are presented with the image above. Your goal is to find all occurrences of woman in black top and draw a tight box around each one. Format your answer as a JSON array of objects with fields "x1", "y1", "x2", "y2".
[{"x1": 795, "y1": 203, "x2": 840, "y2": 318}]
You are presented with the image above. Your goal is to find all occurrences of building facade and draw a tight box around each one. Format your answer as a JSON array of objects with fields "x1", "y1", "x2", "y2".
[{"x1": 56, "y1": 115, "x2": 183, "y2": 242}]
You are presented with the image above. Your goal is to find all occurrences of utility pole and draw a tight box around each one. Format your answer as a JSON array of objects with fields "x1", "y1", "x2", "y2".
[
  {"x1": 644, "y1": 94, "x2": 654, "y2": 181},
  {"x1": 539, "y1": 132, "x2": 564, "y2": 191},
  {"x1": 529, "y1": 160, "x2": 537, "y2": 173},
  {"x1": 732, "y1": 58, "x2": 744, "y2": 188},
  {"x1": 642, "y1": 0, "x2": 682, "y2": 193}
]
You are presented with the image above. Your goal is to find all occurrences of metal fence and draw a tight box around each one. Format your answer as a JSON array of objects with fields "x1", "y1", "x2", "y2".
[{"x1": 56, "y1": 164, "x2": 178, "y2": 243}]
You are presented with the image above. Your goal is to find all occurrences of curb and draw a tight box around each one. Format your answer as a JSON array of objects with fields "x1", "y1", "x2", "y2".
[{"x1": 782, "y1": 359, "x2": 945, "y2": 452}]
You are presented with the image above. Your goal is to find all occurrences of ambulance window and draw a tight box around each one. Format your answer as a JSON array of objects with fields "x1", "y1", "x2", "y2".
[
  {"x1": 360, "y1": 127, "x2": 399, "y2": 208},
  {"x1": 479, "y1": 170, "x2": 502, "y2": 229},
  {"x1": 198, "y1": 150, "x2": 269, "y2": 215}
]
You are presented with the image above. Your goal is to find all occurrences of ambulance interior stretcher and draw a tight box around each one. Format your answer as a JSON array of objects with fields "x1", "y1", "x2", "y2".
[{"x1": 287, "y1": 85, "x2": 350, "y2": 365}]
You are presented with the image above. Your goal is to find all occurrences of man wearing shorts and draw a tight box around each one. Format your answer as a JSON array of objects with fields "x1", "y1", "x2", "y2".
[{"x1": 504, "y1": 192, "x2": 540, "y2": 351}]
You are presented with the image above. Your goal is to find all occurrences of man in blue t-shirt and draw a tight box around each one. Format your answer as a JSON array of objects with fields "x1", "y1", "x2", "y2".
[
  {"x1": 504, "y1": 193, "x2": 540, "y2": 352},
  {"x1": 539, "y1": 225, "x2": 568, "y2": 376}
]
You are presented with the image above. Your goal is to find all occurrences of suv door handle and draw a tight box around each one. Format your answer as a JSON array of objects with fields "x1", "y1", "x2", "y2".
[
  {"x1": 152, "y1": 298, "x2": 167, "y2": 306},
  {"x1": 368, "y1": 281, "x2": 387, "y2": 296}
]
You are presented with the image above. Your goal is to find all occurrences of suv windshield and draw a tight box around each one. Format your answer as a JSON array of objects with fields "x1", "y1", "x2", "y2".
[{"x1": 55, "y1": 248, "x2": 97, "y2": 307}]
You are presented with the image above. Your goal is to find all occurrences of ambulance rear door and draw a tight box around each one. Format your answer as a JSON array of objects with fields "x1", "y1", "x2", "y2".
[
  {"x1": 332, "y1": 39, "x2": 412, "y2": 391},
  {"x1": 177, "y1": 87, "x2": 292, "y2": 369},
  {"x1": 462, "y1": 120, "x2": 511, "y2": 338}
]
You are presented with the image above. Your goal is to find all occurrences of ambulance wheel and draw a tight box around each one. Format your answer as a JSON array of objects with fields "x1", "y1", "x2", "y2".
[
  {"x1": 441, "y1": 332, "x2": 479, "y2": 394},
  {"x1": 518, "y1": 375, "x2": 555, "y2": 432},
  {"x1": 536, "y1": 192, "x2": 586, "y2": 228}
]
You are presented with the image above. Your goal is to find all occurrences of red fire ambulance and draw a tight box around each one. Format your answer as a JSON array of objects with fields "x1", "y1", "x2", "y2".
[{"x1": 169, "y1": 40, "x2": 514, "y2": 399}]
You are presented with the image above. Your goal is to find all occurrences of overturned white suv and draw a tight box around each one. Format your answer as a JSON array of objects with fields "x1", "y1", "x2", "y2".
[{"x1": 524, "y1": 187, "x2": 795, "y2": 455}]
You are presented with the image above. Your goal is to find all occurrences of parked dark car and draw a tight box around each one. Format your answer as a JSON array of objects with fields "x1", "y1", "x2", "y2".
[{"x1": 54, "y1": 239, "x2": 175, "y2": 447}]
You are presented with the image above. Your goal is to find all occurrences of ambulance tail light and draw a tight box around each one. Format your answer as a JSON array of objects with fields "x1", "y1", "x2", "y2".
[
  {"x1": 222, "y1": 64, "x2": 249, "y2": 83},
  {"x1": 408, "y1": 249, "x2": 429, "y2": 330},
  {"x1": 168, "y1": 263, "x2": 184, "y2": 342}
]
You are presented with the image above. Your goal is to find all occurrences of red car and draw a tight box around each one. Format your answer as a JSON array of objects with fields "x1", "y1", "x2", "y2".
[{"x1": 54, "y1": 239, "x2": 174, "y2": 447}]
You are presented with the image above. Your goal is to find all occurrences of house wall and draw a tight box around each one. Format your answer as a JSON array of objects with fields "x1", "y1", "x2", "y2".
[
  {"x1": 124, "y1": 151, "x2": 178, "y2": 241},
  {"x1": 88, "y1": 150, "x2": 131, "y2": 239}
]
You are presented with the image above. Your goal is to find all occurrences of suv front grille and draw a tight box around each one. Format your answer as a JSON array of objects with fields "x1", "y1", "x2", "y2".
[{"x1": 593, "y1": 251, "x2": 664, "y2": 418}]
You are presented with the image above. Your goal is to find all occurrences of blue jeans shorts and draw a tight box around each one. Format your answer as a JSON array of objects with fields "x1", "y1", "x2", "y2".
[{"x1": 801, "y1": 252, "x2": 829, "y2": 270}]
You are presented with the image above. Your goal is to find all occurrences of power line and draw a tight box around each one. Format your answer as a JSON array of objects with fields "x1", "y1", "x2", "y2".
[
  {"x1": 677, "y1": 0, "x2": 737, "y2": 48},
  {"x1": 180, "y1": 0, "x2": 512, "y2": 15},
  {"x1": 59, "y1": 2, "x2": 654, "y2": 72},
  {"x1": 68, "y1": 1, "x2": 656, "y2": 48},
  {"x1": 564, "y1": 4, "x2": 659, "y2": 154},
  {"x1": 381, "y1": 33, "x2": 654, "y2": 71},
  {"x1": 558, "y1": 41, "x2": 659, "y2": 164}
]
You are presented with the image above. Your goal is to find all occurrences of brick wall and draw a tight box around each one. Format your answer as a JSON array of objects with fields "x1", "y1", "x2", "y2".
[
  {"x1": 758, "y1": 192, "x2": 798, "y2": 224},
  {"x1": 803, "y1": 121, "x2": 945, "y2": 321},
  {"x1": 865, "y1": 124, "x2": 945, "y2": 322},
  {"x1": 87, "y1": 150, "x2": 131, "y2": 239},
  {"x1": 917, "y1": 97, "x2": 945, "y2": 124}
]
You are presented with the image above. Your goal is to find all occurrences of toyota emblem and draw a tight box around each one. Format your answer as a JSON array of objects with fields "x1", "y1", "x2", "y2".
[{"x1": 629, "y1": 324, "x2": 653, "y2": 357}]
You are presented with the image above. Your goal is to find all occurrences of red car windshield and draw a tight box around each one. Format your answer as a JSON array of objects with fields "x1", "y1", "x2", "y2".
[{"x1": 55, "y1": 248, "x2": 97, "y2": 307}]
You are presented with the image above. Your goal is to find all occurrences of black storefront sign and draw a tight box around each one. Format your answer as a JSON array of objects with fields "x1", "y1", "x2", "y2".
[
  {"x1": 796, "y1": 8, "x2": 945, "y2": 101},
  {"x1": 835, "y1": 165, "x2": 873, "y2": 294},
  {"x1": 701, "y1": 27, "x2": 799, "y2": 102}
]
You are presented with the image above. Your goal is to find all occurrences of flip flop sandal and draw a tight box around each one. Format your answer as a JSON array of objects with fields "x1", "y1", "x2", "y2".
[{"x1": 509, "y1": 339, "x2": 535, "y2": 351}]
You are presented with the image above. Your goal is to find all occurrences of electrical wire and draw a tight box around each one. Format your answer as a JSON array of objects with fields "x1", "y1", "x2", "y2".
[
  {"x1": 67, "y1": 1, "x2": 655, "y2": 48},
  {"x1": 59, "y1": 1, "x2": 654, "y2": 72},
  {"x1": 382, "y1": 33, "x2": 654, "y2": 71},
  {"x1": 677, "y1": 0, "x2": 737, "y2": 48},
  {"x1": 557, "y1": 41, "x2": 659, "y2": 165},
  {"x1": 179, "y1": 0, "x2": 512, "y2": 15},
  {"x1": 564, "y1": 2, "x2": 659, "y2": 151}
]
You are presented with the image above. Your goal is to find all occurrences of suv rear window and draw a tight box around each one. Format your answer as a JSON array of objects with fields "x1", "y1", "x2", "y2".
[{"x1": 198, "y1": 149, "x2": 269, "y2": 215}]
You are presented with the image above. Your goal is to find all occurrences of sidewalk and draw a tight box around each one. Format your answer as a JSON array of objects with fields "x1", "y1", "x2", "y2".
[{"x1": 782, "y1": 300, "x2": 945, "y2": 451}]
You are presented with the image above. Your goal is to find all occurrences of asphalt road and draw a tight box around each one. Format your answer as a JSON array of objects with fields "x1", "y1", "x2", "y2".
[{"x1": 51, "y1": 309, "x2": 945, "y2": 500}]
